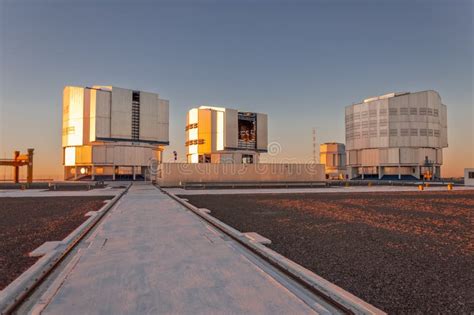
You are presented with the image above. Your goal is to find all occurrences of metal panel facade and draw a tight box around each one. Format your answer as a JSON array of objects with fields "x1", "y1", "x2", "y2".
[
  {"x1": 225, "y1": 109, "x2": 238, "y2": 149},
  {"x1": 158, "y1": 99, "x2": 170, "y2": 142},
  {"x1": 62, "y1": 86, "x2": 85, "y2": 147},
  {"x1": 111, "y1": 87, "x2": 133, "y2": 139},
  {"x1": 140, "y1": 91, "x2": 159, "y2": 141},
  {"x1": 95, "y1": 89, "x2": 111, "y2": 139},
  {"x1": 256, "y1": 113, "x2": 268, "y2": 151}
]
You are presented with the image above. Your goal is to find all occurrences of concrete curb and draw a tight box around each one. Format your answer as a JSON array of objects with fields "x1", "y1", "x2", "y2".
[
  {"x1": 162, "y1": 188, "x2": 386, "y2": 315},
  {"x1": 0, "y1": 184, "x2": 131, "y2": 315}
]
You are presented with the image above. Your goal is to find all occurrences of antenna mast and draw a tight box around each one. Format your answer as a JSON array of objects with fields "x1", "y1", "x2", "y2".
[{"x1": 312, "y1": 128, "x2": 319, "y2": 163}]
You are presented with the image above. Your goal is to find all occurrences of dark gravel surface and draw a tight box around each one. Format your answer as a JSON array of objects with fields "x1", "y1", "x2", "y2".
[
  {"x1": 0, "y1": 196, "x2": 111, "y2": 290},
  {"x1": 183, "y1": 191, "x2": 474, "y2": 314}
]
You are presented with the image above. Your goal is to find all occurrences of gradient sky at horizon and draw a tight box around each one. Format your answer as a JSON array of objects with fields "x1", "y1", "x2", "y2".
[{"x1": 0, "y1": 0, "x2": 472, "y2": 179}]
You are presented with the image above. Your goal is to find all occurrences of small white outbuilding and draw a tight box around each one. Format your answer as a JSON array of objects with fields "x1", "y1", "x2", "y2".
[{"x1": 464, "y1": 168, "x2": 474, "y2": 186}]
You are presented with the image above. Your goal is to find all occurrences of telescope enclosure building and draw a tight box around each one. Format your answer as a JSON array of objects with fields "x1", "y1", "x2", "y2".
[
  {"x1": 186, "y1": 106, "x2": 268, "y2": 164},
  {"x1": 345, "y1": 90, "x2": 447, "y2": 180},
  {"x1": 62, "y1": 85, "x2": 169, "y2": 180}
]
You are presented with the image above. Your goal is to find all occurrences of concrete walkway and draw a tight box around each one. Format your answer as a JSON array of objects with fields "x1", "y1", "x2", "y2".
[{"x1": 33, "y1": 183, "x2": 317, "y2": 315}]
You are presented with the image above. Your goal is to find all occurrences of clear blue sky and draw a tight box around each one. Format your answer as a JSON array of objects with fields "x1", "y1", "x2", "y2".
[{"x1": 0, "y1": 0, "x2": 472, "y2": 179}]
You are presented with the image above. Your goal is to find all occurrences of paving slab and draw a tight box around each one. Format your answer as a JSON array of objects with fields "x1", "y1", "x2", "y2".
[{"x1": 35, "y1": 183, "x2": 318, "y2": 315}]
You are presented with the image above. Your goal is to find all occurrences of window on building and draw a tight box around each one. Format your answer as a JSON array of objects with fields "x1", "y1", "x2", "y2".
[
  {"x1": 469, "y1": 172, "x2": 474, "y2": 179},
  {"x1": 62, "y1": 126, "x2": 75, "y2": 135},
  {"x1": 380, "y1": 129, "x2": 388, "y2": 136},
  {"x1": 420, "y1": 129, "x2": 428, "y2": 136},
  {"x1": 238, "y1": 112, "x2": 256, "y2": 150},
  {"x1": 428, "y1": 129, "x2": 433, "y2": 136},
  {"x1": 389, "y1": 108, "x2": 398, "y2": 115},
  {"x1": 419, "y1": 108, "x2": 427, "y2": 115},
  {"x1": 369, "y1": 110, "x2": 377, "y2": 117},
  {"x1": 185, "y1": 139, "x2": 205, "y2": 146},
  {"x1": 389, "y1": 129, "x2": 398, "y2": 136},
  {"x1": 410, "y1": 108, "x2": 417, "y2": 115},
  {"x1": 199, "y1": 154, "x2": 211, "y2": 163},
  {"x1": 400, "y1": 129, "x2": 409, "y2": 136},
  {"x1": 185, "y1": 123, "x2": 198, "y2": 131},
  {"x1": 410, "y1": 128, "x2": 418, "y2": 136},
  {"x1": 400, "y1": 108, "x2": 409, "y2": 115},
  {"x1": 434, "y1": 109, "x2": 439, "y2": 117},
  {"x1": 369, "y1": 130, "x2": 377, "y2": 137},
  {"x1": 379, "y1": 108, "x2": 388, "y2": 115},
  {"x1": 242, "y1": 154, "x2": 254, "y2": 164},
  {"x1": 434, "y1": 130, "x2": 440, "y2": 137}
]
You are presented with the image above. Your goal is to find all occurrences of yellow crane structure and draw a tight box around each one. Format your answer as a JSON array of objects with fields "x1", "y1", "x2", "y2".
[{"x1": 0, "y1": 149, "x2": 34, "y2": 183}]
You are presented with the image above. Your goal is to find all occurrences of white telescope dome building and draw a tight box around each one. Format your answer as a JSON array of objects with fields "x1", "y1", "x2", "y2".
[
  {"x1": 186, "y1": 106, "x2": 268, "y2": 164},
  {"x1": 62, "y1": 85, "x2": 169, "y2": 180},
  {"x1": 345, "y1": 90, "x2": 447, "y2": 180}
]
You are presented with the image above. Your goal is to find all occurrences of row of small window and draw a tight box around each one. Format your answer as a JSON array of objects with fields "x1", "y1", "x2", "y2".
[
  {"x1": 346, "y1": 108, "x2": 439, "y2": 121},
  {"x1": 185, "y1": 123, "x2": 198, "y2": 131},
  {"x1": 62, "y1": 126, "x2": 75, "y2": 135},
  {"x1": 185, "y1": 139, "x2": 205, "y2": 146},
  {"x1": 346, "y1": 120, "x2": 385, "y2": 130},
  {"x1": 347, "y1": 129, "x2": 441, "y2": 139}
]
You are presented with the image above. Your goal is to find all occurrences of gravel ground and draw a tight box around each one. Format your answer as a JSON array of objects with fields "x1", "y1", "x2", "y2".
[
  {"x1": 183, "y1": 191, "x2": 474, "y2": 314},
  {"x1": 0, "y1": 196, "x2": 111, "y2": 290}
]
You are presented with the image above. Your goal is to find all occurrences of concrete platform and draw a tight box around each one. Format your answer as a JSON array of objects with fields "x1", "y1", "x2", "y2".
[
  {"x1": 165, "y1": 185, "x2": 474, "y2": 195},
  {"x1": 27, "y1": 183, "x2": 325, "y2": 314}
]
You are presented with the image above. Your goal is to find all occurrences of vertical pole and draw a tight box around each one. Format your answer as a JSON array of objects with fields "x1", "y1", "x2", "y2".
[
  {"x1": 312, "y1": 128, "x2": 319, "y2": 164},
  {"x1": 113, "y1": 166, "x2": 116, "y2": 181},
  {"x1": 27, "y1": 148, "x2": 34, "y2": 183},
  {"x1": 91, "y1": 165, "x2": 95, "y2": 181},
  {"x1": 398, "y1": 165, "x2": 401, "y2": 180},
  {"x1": 132, "y1": 166, "x2": 136, "y2": 181},
  {"x1": 13, "y1": 151, "x2": 20, "y2": 183}
]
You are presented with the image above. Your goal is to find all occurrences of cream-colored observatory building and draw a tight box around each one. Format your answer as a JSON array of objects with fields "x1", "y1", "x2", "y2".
[
  {"x1": 62, "y1": 86, "x2": 169, "y2": 180},
  {"x1": 320, "y1": 142, "x2": 346, "y2": 179},
  {"x1": 185, "y1": 106, "x2": 268, "y2": 164},
  {"x1": 345, "y1": 90, "x2": 447, "y2": 180}
]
